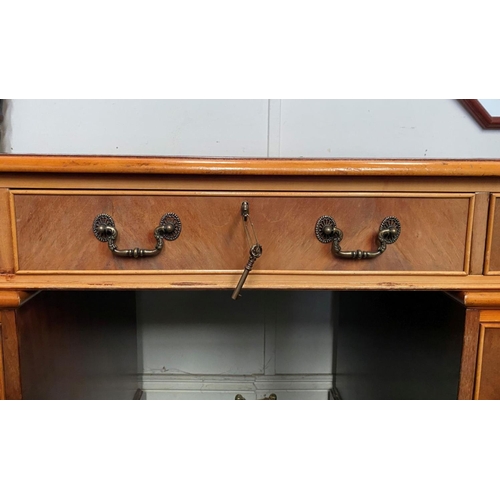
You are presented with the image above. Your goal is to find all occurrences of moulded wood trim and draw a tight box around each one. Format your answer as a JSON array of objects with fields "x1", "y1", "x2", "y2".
[
  {"x1": 3, "y1": 174, "x2": 500, "y2": 193},
  {"x1": 4, "y1": 155, "x2": 500, "y2": 176},
  {"x1": 0, "y1": 189, "x2": 15, "y2": 274},
  {"x1": 13, "y1": 270, "x2": 470, "y2": 276},
  {"x1": 464, "y1": 194, "x2": 475, "y2": 274},
  {"x1": 459, "y1": 99, "x2": 500, "y2": 129},
  {"x1": 0, "y1": 272, "x2": 499, "y2": 290},
  {"x1": 470, "y1": 192, "x2": 490, "y2": 275},
  {"x1": 473, "y1": 324, "x2": 487, "y2": 399},
  {"x1": 452, "y1": 291, "x2": 500, "y2": 308},
  {"x1": 9, "y1": 191, "x2": 19, "y2": 273},
  {"x1": 484, "y1": 193, "x2": 498, "y2": 274},
  {"x1": 10, "y1": 189, "x2": 476, "y2": 198},
  {"x1": 479, "y1": 311, "x2": 500, "y2": 322},
  {"x1": 0, "y1": 291, "x2": 39, "y2": 309}
]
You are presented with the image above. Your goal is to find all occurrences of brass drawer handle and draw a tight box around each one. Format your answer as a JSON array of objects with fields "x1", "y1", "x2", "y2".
[
  {"x1": 315, "y1": 215, "x2": 401, "y2": 259},
  {"x1": 92, "y1": 213, "x2": 181, "y2": 258}
]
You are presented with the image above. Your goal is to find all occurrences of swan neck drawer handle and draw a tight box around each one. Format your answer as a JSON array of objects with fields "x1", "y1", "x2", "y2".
[
  {"x1": 315, "y1": 215, "x2": 401, "y2": 259},
  {"x1": 92, "y1": 213, "x2": 181, "y2": 258}
]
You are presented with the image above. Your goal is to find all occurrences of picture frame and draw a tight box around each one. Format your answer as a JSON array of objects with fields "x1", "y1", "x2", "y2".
[{"x1": 459, "y1": 99, "x2": 500, "y2": 129}]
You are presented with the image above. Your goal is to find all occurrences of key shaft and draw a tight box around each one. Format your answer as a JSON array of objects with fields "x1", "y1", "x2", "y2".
[{"x1": 231, "y1": 244, "x2": 262, "y2": 300}]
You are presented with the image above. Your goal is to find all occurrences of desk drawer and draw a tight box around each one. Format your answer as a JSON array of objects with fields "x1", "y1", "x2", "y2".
[{"x1": 12, "y1": 191, "x2": 473, "y2": 273}]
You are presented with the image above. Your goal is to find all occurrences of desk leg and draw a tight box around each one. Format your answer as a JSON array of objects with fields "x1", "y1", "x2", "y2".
[
  {"x1": 0, "y1": 320, "x2": 3, "y2": 399},
  {"x1": 459, "y1": 307, "x2": 500, "y2": 400},
  {"x1": 0, "y1": 293, "x2": 31, "y2": 399},
  {"x1": 1, "y1": 311, "x2": 22, "y2": 399}
]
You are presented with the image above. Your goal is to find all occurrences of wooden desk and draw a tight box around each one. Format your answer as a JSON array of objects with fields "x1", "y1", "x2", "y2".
[{"x1": 1, "y1": 156, "x2": 500, "y2": 399}]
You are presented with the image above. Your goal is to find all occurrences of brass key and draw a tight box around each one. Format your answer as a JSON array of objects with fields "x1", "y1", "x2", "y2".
[{"x1": 231, "y1": 243, "x2": 262, "y2": 300}]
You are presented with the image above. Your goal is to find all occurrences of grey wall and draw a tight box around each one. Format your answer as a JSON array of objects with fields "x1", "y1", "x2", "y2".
[
  {"x1": 5, "y1": 99, "x2": 500, "y2": 158},
  {"x1": 3, "y1": 99, "x2": 269, "y2": 156},
  {"x1": 279, "y1": 99, "x2": 500, "y2": 158}
]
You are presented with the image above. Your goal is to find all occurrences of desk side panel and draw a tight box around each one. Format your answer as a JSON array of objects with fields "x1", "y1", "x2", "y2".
[
  {"x1": 335, "y1": 291, "x2": 465, "y2": 400},
  {"x1": 15, "y1": 291, "x2": 138, "y2": 400}
]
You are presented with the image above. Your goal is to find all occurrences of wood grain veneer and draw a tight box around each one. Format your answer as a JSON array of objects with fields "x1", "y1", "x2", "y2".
[
  {"x1": 13, "y1": 192, "x2": 472, "y2": 274},
  {"x1": 16, "y1": 290, "x2": 138, "y2": 399},
  {"x1": 453, "y1": 291, "x2": 500, "y2": 308},
  {"x1": 0, "y1": 188, "x2": 15, "y2": 274},
  {"x1": 0, "y1": 291, "x2": 37, "y2": 308},
  {"x1": 479, "y1": 310, "x2": 500, "y2": 322},
  {"x1": 1, "y1": 273, "x2": 499, "y2": 291},
  {"x1": 0, "y1": 321, "x2": 5, "y2": 400},
  {"x1": 3, "y1": 156, "x2": 500, "y2": 176},
  {"x1": 458, "y1": 309, "x2": 481, "y2": 400},
  {"x1": 475, "y1": 325, "x2": 500, "y2": 399},
  {"x1": 0, "y1": 292, "x2": 38, "y2": 399},
  {"x1": 1, "y1": 311, "x2": 22, "y2": 399},
  {"x1": 3, "y1": 174, "x2": 500, "y2": 194}
]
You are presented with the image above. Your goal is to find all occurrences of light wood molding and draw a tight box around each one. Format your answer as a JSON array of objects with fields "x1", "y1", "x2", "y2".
[
  {"x1": 0, "y1": 273, "x2": 499, "y2": 290},
  {"x1": 479, "y1": 310, "x2": 500, "y2": 322},
  {"x1": 4, "y1": 155, "x2": 500, "y2": 177},
  {"x1": 474, "y1": 324, "x2": 487, "y2": 399},
  {"x1": 3, "y1": 174, "x2": 500, "y2": 193},
  {"x1": 470, "y1": 192, "x2": 490, "y2": 275},
  {"x1": 484, "y1": 194, "x2": 500, "y2": 274},
  {"x1": 0, "y1": 291, "x2": 38, "y2": 309},
  {"x1": 0, "y1": 189, "x2": 15, "y2": 274},
  {"x1": 452, "y1": 291, "x2": 500, "y2": 308},
  {"x1": 458, "y1": 309, "x2": 481, "y2": 400}
]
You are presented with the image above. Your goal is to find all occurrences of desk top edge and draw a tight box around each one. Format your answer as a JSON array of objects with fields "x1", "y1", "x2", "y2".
[{"x1": 2, "y1": 155, "x2": 500, "y2": 177}]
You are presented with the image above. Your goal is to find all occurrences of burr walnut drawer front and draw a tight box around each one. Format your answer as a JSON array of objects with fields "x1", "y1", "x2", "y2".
[{"x1": 12, "y1": 191, "x2": 474, "y2": 273}]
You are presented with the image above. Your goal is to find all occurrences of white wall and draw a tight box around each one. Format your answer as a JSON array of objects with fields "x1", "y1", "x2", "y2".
[
  {"x1": 5, "y1": 98, "x2": 500, "y2": 399},
  {"x1": 279, "y1": 99, "x2": 500, "y2": 158},
  {"x1": 3, "y1": 99, "x2": 269, "y2": 156},
  {"x1": 5, "y1": 99, "x2": 500, "y2": 158},
  {"x1": 138, "y1": 291, "x2": 334, "y2": 400}
]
